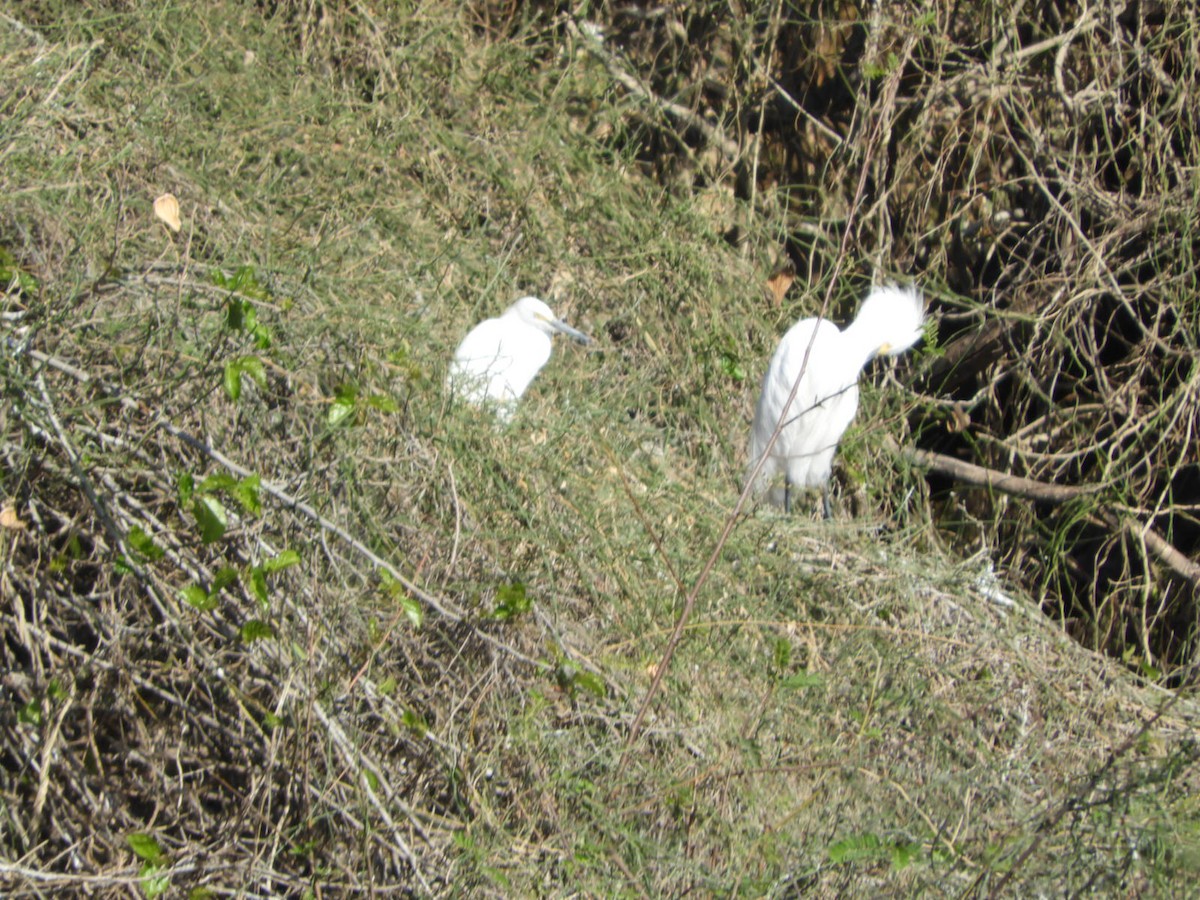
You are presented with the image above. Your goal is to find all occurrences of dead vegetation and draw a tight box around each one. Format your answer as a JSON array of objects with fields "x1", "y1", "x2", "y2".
[
  {"x1": 543, "y1": 0, "x2": 1200, "y2": 676},
  {"x1": 2, "y1": 1, "x2": 1199, "y2": 896}
]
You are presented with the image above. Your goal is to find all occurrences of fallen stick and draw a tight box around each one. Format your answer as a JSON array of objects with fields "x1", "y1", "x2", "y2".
[{"x1": 891, "y1": 438, "x2": 1200, "y2": 589}]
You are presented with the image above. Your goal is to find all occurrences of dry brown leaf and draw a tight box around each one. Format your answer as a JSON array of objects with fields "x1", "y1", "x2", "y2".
[
  {"x1": 765, "y1": 262, "x2": 795, "y2": 308},
  {"x1": 0, "y1": 502, "x2": 25, "y2": 530},
  {"x1": 945, "y1": 403, "x2": 971, "y2": 434},
  {"x1": 153, "y1": 192, "x2": 182, "y2": 232}
]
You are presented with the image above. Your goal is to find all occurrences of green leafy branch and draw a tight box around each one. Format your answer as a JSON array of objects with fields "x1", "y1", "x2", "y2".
[
  {"x1": 214, "y1": 265, "x2": 274, "y2": 401},
  {"x1": 328, "y1": 382, "x2": 399, "y2": 428},
  {"x1": 173, "y1": 469, "x2": 300, "y2": 641},
  {"x1": 127, "y1": 832, "x2": 171, "y2": 898}
]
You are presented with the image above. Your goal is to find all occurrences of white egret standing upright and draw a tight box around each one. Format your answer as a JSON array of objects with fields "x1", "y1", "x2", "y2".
[
  {"x1": 746, "y1": 284, "x2": 925, "y2": 516},
  {"x1": 448, "y1": 296, "x2": 591, "y2": 420}
]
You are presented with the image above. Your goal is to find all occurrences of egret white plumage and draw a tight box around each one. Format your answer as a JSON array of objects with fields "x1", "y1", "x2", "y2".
[
  {"x1": 746, "y1": 284, "x2": 925, "y2": 516},
  {"x1": 448, "y1": 296, "x2": 591, "y2": 419}
]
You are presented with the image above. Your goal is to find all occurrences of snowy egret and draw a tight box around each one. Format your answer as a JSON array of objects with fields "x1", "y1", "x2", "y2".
[
  {"x1": 448, "y1": 296, "x2": 591, "y2": 419},
  {"x1": 746, "y1": 284, "x2": 924, "y2": 516}
]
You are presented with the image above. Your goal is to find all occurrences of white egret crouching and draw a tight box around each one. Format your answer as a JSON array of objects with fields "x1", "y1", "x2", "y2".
[
  {"x1": 448, "y1": 296, "x2": 591, "y2": 420},
  {"x1": 746, "y1": 284, "x2": 925, "y2": 516}
]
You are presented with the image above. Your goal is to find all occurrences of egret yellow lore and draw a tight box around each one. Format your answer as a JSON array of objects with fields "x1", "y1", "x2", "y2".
[
  {"x1": 448, "y1": 296, "x2": 591, "y2": 420},
  {"x1": 746, "y1": 284, "x2": 924, "y2": 516}
]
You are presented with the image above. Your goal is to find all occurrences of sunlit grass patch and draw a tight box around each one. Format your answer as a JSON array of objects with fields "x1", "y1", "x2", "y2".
[{"x1": 2, "y1": 2, "x2": 1198, "y2": 897}]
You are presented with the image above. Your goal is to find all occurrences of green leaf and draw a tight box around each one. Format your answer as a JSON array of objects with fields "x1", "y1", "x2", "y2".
[
  {"x1": 261, "y1": 549, "x2": 301, "y2": 573},
  {"x1": 177, "y1": 472, "x2": 195, "y2": 507},
  {"x1": 400, "y1": 594, "x2": 423, "y2": 628},
  {"x1": 781, "y1": 671, "x2": 825, "y2": 690},
  {"x1": 771, "y1": 636, "x2": 791, "y2": 672},
  {"x1": 492, "y1": 581, "x2": 531, "y2": 620},
  {"x1": 18, "y1": 699, "x2": 42, "y2": 726},
  {"x1": 828, "y1": 832, "x2": 882, "y2": 864},
  {"x1": 719, "y1": 351, "x2": 746, "y2": 382},
  {"x1": 211, "y1": 566, "x2": 240, "y2": 593},
  {"x1": 891, "y1": 841, "x2": 922, "y2": 869},
  {"x1": 262, "y1": 711, "x2": 285, "y2": 729},
  {"x1": 223, "y1": 360, "x2": 243, "y2": 401},
  {"x1": 238, "y1": 301, "x2": 257, "y2": 330},
  {"x1": 249, "y1": 566, "x2": 268, "y2": 608},
  {"x1": 240, "y1": 619, "x2": 276, "y2": 642},
  {"x1": 863, "y1": 51, "x2": 899, "y2": 80},
  {"x1": 228, "y1": 266, "x2": 255, "y2": 293},
  {"x1": 198, "y1": 473, "x2": 237, "y2": 494},
  {"x1": 402, "y1": 709, "x2": 428, "y2": 737},
  {"x1": 180, "y1": 584, "x2": 217, "y2": 611},
  {"x1": 573, "y1": 670, "x2": 607, "y2": 698},
  {"x1": 452, "y1": 831, "x2": 476, "y2": 851},
  {"x1": 189, "y1": 887, "x2": 216, "y2": 900},
  {"x1": 378, "y1": 676, "x2": 397, "y2": 695},
  {"x1": 237, "y1": 356, "x2": 267, "y2": 389},
  {"x1": 251, "y1": 323, "x2": 272, "y2": 349},
  {"x1": 366, "y1": 393, "x2": 399, "y2": 413},
  {"x1": 127, "y1": 832, "x2": 166, "y2": 865},
  {"x1": 215, "y1": 265, "x2": 269, "y2": 302},
  {"x1": 139, "y1": 864, "x2": 171, "y2": 898},
  {"x1": 327, "y1": 397, "x2": 356, "y2": 427},
  {"x1": 379, "y1": 568, "x2": 421, "y2": 626},
  {"x1": 328, "y1": 386, "x2": 358, "y2": 427},
  {"x1": 193, "y1": 495, "x2": 228, "y2": 543},
  {"x1": 231, "y1": 474, "x2": 262, "y2": 515},
  {"x1": 290, "y1": 838, "x2": 319, "y2": 857},
  {"x1": 0, "y1": 246, "x2": 40, "y2": 293},
  {"x1": 223, "y1": 356, "x2": 266, "y2": 402},
  {"x1": 127, "y1": 525, "x2": 165, "y2": 561},
  {"x1": 198, "y1": 473, "x2": 238, "y2": 496},
  {"x1": 234, "y1": 265, "x2": 268, "y2": 300},
  {"x1": 222, "y1": 295, "x2": 245, "y2": 330}
]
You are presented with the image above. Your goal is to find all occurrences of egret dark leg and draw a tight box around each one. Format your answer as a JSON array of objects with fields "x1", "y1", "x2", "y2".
[
  {"x1": 821, "y1": 485, "x2": 832, "y2": 520},
  {"x1": 784, "y1": 478, "x2": 792, "y2": 515}
]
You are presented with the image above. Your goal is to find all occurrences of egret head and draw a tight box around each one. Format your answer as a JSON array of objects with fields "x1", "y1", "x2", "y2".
[
  {"x1": 509, "y1": 296, "x2": 592, "y2": 344},
  {"x1": 855, "y1": 284, "x2": 925, "y2": 359}
]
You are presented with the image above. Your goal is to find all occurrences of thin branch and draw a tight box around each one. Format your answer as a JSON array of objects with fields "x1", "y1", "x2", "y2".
[{"x1": 984, "y1": 697, "x2": 1179, "y2": 898}]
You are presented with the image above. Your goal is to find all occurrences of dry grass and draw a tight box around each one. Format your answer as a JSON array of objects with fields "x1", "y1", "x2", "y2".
[
  {"x1": 579, "y1": 0, "x2": 1200, "y2": 674},
  {"x1": 2, "y1": 1, "x2": 1199, "y2": 897}
]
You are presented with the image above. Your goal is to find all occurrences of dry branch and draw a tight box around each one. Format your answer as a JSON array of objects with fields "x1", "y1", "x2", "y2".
[{"x1": 894, "y1": 440, "x2": 1200, "y2": 591}]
